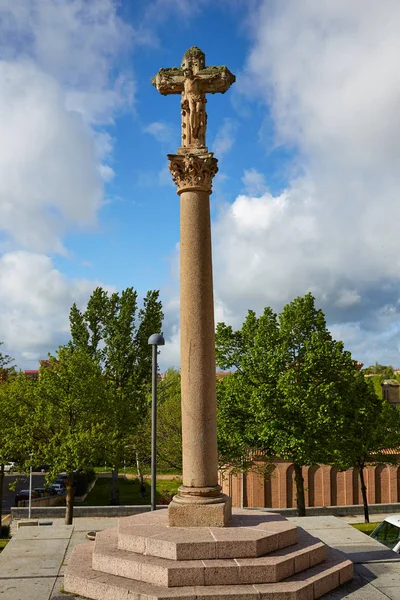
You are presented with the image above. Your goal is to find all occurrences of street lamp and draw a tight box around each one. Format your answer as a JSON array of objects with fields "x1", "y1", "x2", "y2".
[
  {"x1": 148, "y1": 333, "x2": 165, "y2": 511},
  {"x1": 28, "y1": 452, "x2": 33, "y2": 519}
]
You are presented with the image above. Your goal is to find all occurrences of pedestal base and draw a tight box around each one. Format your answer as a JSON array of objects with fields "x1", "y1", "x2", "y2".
[
  {"x1": 64, "y1": 509, "x2": 354, "y2": 600},
  {"x1": 168, "y1": 493, "x2": 232, "y2": 527}
]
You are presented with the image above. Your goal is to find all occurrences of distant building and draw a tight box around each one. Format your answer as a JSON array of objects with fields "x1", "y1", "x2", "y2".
[
  {"x1": 382, "y1": 379, "x2": 400, "y2": 405},
  {"x1": 23, "y1": 359, "x2": 53, "y2": 379},
  {"x1": 24, "y1": 370, "x2": 39, "y2": 379},
  {"x1": 216, "y1": 371, "x2": 233, "y2": 379}
]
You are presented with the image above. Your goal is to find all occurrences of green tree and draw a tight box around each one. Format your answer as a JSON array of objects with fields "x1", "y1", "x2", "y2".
[
  {"x1": 332, "y1": 377, "x2": 400, "y2": 523},
  {"x1": 131, "y1": 368, "x2": 183, "y2": 476},
  {"x1": 156, "y1": 368, "x2": 182, "y2": 472},
  {"x1": 69, "y1": 287, "x2": 163, "y2": 504},
  {"x1": 216, "y1": 293, "x2": 369, "y2": 516},
  {"x1": 0, "y1": 372, "x2": 39, "y2": 527},
  {"x1": 0, "y1": 343, "x2": 14, "y2": 389},
  {"x1": 33, "y1": 346, "x2": 110, "y2": 524}
]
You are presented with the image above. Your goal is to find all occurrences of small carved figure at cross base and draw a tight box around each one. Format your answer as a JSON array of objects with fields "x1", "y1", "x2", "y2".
[{"x1": 152, "y1": 46, "x2": 235, "y2": 151}]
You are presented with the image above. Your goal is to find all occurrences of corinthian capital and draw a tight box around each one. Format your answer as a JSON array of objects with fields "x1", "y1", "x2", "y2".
[{"x1": 168, "y1": 152, "x2": 218, "y2": 194}]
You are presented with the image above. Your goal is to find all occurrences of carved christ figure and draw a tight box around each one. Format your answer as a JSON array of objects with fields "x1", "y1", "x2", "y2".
[
  {"x1": 152, "y1": 47, "x2": 235, "y2": 150},
  {"x1": 181, "y1": 69, "x2": 207, "y2": 147}
]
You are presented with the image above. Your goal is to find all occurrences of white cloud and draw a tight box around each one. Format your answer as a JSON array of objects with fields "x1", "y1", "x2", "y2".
[
  {"x1": 242, "y1": 169, "x2": 267, "y2": 196},
  {"x1": 144, "y1": 121, "x2": 175, "y2": 144},
  {"x1": 0, "y1": 0, "x2": 135, "y2": 254},
  {"x1": 0, "y1": 251, "x2": 111, "y2": 366},
  {"x1": 0, "y1": 0, "x2": 134, "y2": 367},
  {"x1": 0, "y1": 0, "x2": 134, "y2": 124},
  {"x1": 0, "y1": 61, "x2": 103, "y2": 254},
  {"x1": 213, "y1": 118, "x2": 237, "y2": 157},
  {"x1": 211, "y1": 0, "x2": 400, "y2": 366}
]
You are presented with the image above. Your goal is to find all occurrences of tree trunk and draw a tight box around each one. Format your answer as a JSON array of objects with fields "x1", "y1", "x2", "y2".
[
  {"x1": 136, "y1": 451, "x2": 143, "y2": 485},
  {"x1": 0, "y1": 463, "x2": 4, "y2": 531},
  {"x1": 293, "y1": 463, "x2": 306, "y2": 517},
  {"x1": 358, "y1": 463, "x2": 369, "y2": 523},
  {"x1": 111, "y1": 468, "x2": 119, "y2": 505},
  {"x1": 65, "y1": 472, "x2": 75, "y2": 525}
]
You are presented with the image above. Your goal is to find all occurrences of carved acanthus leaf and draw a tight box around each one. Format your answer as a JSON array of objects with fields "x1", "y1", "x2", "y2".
[{"x1": 168, "y1": 153, "x2": 218, "y2": 193}]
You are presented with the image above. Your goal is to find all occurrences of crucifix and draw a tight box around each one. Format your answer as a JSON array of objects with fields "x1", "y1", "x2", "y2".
[
  {"x1": 152, "y1": 46, "x2": 235, "y2": 149},
  {"x1": 153, "y1": 48, "x2": 235, "y2": 527}
]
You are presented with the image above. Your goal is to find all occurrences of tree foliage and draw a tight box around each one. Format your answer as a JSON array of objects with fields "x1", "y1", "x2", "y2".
[
  {"x1": 216, "y1": 293, "x2": 395, "y2": 517},
  {"x1": 156, "y1": 368, "x2": 182, "y2": 472},
  {"x1": 69, "y1": 287, "x2": 163, "y2": 503},
  {"x1": 31, "y1": 347, "x2": 110, "y2": 523},
  {"x1": 331, "y1": 375, "x2": 400, "y2": 522},
  {"x1": 131, "y1": 369, "x2": 183, "y2": 474},
  {"x1": 0, "y1": 342, "x2": 14, "y2": 382},
  {"x1": 0, "y1": 370, "x2": 32, "y2": 526}
]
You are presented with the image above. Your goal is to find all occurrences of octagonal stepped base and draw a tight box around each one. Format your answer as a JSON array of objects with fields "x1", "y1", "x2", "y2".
[
  {"x1": 93, "y1": 528, "x2": 327, "y2": 586},
  {"x1": 65, "y1": 543, "x2": 353, "y2": 600},
  {"x1": 64, "y1": 509, "x2": 353, "y2": 600},
  {"x1": 117, "y1": 509, "x2": 298, "y2": 560}
]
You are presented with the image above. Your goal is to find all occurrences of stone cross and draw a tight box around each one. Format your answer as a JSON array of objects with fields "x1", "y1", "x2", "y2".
[
  {"x1": 153, "y1": 48, "x2": 235, "y2": 527},
  {"x1": 152, "y1": 46, "x2": 235, "y2": 150}
]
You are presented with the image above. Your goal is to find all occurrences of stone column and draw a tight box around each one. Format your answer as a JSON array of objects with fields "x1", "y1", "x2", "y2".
[{"x1": 167, "y1": 150, "x2": 232, "y2": 527}]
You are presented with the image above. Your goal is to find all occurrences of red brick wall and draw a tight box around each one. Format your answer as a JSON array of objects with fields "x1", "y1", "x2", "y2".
[{"x1": 219, "y1": 460, "x2": 400, "y2": 508}]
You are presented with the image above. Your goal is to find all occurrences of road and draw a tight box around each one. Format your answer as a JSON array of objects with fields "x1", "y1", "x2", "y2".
[{"x1": 1, "y1": 473, "x2": 46, "y2": 516}]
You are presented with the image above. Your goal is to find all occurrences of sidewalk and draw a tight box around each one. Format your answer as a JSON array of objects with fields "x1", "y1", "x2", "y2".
[
  {"x1": 0, "y1": 518, "x2": 117, "y2": 599},
  {"x1": 1, "y1": 514, "x2": 400, "y2": 599}
]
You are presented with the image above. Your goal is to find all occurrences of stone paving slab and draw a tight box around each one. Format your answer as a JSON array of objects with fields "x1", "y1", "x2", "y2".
[
  {"x1": 289, "y1": 517, "x2": 400, "y2": 600},
  {"x1": 0, "y1": 576, "x2": 58, "y2": 599},
  {"x1": 288, "y1": 516, "x2": 400, "y2": 564},
  {"x1": 11, "y1": 525, "x2": 73, "y2": 540},
  {"x1": 0, "y1": 538, "x2": 69, "y2": 578}
]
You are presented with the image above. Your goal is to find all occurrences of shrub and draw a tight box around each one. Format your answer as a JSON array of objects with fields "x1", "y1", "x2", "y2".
[{"x1": 0, "y1": 525, "x2": 10, "y2": 538}]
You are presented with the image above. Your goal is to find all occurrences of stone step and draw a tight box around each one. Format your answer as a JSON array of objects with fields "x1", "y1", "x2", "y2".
[
  {"x1": 118, "y1": 509, "x2": 298, "y2": 560},
  {"x1": 93, "y1": 527, "x2": 326, "y2": 587},
  {"x1": 64, "y1": 542, "x2": 353, "y2": 600}
]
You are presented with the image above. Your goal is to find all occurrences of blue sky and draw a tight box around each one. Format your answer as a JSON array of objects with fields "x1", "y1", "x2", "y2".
[{"x1": 1, "y1": 0, "x2": 400, "y2": 370}]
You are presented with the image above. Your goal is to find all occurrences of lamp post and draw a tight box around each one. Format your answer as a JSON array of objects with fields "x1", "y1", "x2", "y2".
[
  {"x1": 28, "y1": 452, "x2": 33, "y2": 519},
  {"x1": 148, "y1": 333, "x2": 165, "y2": 511}
]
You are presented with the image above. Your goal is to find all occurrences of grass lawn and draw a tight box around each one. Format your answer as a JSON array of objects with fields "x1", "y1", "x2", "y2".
[
  {"x1": 82, "y1": 476, "x2": 182, "y2": 506},
  {"x1": 94, "y1": 466, "x2": 182, "y2": 476},
  {"x1": 351, "y1": 522, "x2": 380, "y2": 535},
  {"x1": 0, "y1": 538, "x2": 9, "y2": 553}
]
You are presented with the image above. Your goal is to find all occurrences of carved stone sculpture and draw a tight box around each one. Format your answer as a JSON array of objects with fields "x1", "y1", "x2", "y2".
[{"x1": 152, "y1": 46, "x2": 235, "y2": 150}]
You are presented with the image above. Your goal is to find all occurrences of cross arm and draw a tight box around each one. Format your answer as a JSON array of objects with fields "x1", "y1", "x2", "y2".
[
  {"x1": 199, "y1": 66, "x2": 236, "y2": 94},
  {"x1": 152, "y1": 67, "x2": 185, "y2": 96}
]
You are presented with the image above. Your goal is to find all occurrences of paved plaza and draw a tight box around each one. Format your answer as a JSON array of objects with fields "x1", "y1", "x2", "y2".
[{"x1": 1, "y1": 514, "x2": 400, "y2": 600}]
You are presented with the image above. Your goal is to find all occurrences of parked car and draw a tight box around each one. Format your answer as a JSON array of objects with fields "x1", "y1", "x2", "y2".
[
  {"x1": 15, "y1": 489, "x2": 40, "y2": 504},
  {"x1": 54, "y1": 478, "x2": 67, "y2": 487},
  {"x1": 33, "y1": 487, "x2": 47, "y2": 497},
  {"x1": 51, "y1": 483, "x2": 65, "y2": 495},
  {"x1": 45, "y1": 486, "x2": 58, "y2": 496},
  {"x1": 370, "y1": 516, "x2": 400, "y2": 553},
  {"x1": 4, "y1": 462, "x2": 15, "y2": 472}
]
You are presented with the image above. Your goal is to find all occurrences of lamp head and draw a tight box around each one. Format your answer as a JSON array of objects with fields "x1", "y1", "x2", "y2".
[{"x1": 148, "y1": 334, "x2": 165, "y2": 346}]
